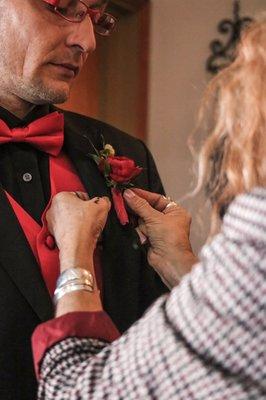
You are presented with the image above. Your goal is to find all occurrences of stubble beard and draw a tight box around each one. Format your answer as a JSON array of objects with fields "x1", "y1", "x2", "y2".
[
  {"x1": 12, "y1": 76, "x2": 69, "y2": 105},
  {"x1": 0, "y1": 67, "x2": 70, "y2": 106},
  {"x1": 0, "y1": 17, "x2": 70, "y2": 105}
]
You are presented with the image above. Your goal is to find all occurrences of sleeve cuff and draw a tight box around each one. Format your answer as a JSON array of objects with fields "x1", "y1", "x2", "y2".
[{"x1": 32, "y1": 311, "x2": 120, "y2": 378}]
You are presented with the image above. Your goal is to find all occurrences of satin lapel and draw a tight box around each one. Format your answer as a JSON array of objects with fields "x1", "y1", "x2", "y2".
[
  {"x1": 63, "y1": 114, "x2": 110, "y2": 198},
  {"x1": 0, "y1": 187, "x2": 53, "y2": 321}
]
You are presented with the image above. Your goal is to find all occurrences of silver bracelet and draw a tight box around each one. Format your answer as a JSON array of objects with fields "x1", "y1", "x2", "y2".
[
  {"x1": 57, "y1": 278, "x2": 93, "y2": 288},
  {"x1": 56, "y1": 268, "x2": 94, "y2": 289},
  {"x1": 54, "y1": 283, "x2": 94, "y2": 304}
]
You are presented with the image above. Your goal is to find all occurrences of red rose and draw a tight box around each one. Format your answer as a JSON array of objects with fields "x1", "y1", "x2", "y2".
[
  {"x1": 108, "y1": 156, "x2": 143, "y2": 183},
  {"x1": 92, "y1": 146, "x2": 143, "y2": 225}
]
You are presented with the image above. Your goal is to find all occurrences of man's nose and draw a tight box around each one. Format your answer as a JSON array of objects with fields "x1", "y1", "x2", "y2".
[{"x1": 66, "y1": 16, "x2": 96, "y2": 54}]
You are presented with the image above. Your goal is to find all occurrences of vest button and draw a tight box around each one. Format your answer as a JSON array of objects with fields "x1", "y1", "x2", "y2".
[
  {"x1": 45, "y1": 235, "x2": 56, "y2": 250},
  {"x1": 22, "y1": 173, "x2": 32, "y2": 182}
]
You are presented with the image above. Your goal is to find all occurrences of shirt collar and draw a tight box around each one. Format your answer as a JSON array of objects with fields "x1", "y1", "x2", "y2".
[{"x1": 0, "y1": 104, "x2": 51, "y2": 129}]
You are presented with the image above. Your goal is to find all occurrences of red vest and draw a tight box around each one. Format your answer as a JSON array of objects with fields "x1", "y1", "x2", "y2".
[{"x1": 6, "y1": 153, "x2": 102, "y2": 296}]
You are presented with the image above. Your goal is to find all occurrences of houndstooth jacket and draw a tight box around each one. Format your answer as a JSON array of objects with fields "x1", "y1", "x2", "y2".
[{"x1": 35, "y1": 188, "x2": 266, "y2": 399}]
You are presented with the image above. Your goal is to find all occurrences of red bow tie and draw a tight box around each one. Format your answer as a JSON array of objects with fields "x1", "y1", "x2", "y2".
[{"x1": 0, "y1": 111, "x2": 64, "y2": 156}]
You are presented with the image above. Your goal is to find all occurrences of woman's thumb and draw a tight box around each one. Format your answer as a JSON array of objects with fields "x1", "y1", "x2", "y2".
[{"x1": 124, "y1": 189, "x2": 158, "y2": 220}]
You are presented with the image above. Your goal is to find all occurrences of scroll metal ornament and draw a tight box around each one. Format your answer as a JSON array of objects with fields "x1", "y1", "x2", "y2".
[{"x1": 206, "y1": 1, "x2": 253, "y2": 74}]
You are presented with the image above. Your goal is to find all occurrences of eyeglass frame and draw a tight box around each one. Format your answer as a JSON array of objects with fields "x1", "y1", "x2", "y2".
[{"x1": 42, "y1": 0, "x2": 116, "y2": 36}]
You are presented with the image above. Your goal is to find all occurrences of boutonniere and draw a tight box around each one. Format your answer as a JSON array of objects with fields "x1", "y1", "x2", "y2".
[{"x1": 90, "y1": 139, "x2": 143, "y2": 225}]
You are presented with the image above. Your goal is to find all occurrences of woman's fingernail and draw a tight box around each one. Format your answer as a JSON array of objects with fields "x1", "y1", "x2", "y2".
[
  {"x1": 136, "y1": 228, "x2": 147, "y2": 245},
  {"x1": 139, "y1": 232, "x2": 147, "y2": 245},
  {"x1": 124, "y1": 189, "x2": 135, "y2": 199}
]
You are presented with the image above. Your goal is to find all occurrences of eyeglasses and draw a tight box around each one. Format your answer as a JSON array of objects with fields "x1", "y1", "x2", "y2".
[{"x1": 43, "y1": 0, "x2": 116, "y2": 36}]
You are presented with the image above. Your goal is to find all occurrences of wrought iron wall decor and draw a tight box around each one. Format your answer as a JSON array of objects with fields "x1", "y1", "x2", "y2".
[{"x1": 206, "y1": 1, "x2": 253, "y2": 74}]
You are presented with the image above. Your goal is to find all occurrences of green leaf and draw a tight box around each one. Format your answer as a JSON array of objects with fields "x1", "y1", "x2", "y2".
[
  {"x1": 102, "y1": 149, "x2": 111, "y2": 157},
  {"x1": 89, "y1": 154, "x2": 100, "y2": 165},
  {"x1": 106, "y1": 179, "x2": 116, "y2": 188},
  {"x1": 104, "y1": 162, "x2": 111, "y2": 177},
  {"x1": 85, "y1": 135, "x2": 100, "y2": 156},
  {"x1": 100, "y1": 134, "x2": 106, "y2": 147}
]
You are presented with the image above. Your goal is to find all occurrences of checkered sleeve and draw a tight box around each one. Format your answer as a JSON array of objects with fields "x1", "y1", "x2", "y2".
[{"x1": 37, "y1": 188, "x2": 266, "y2": 399}]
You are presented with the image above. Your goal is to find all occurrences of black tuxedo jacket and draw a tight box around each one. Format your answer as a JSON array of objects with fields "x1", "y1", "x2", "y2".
[{"x1": 0, "y1": 108, "x2": 167, "y2": 400}]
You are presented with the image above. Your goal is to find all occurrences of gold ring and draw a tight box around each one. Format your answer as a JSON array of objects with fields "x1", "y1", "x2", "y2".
[
  {"x1": 163, "y1": 201, "x2": 178, "y2": 212},
  {"x1": 162, "y1": 195, "x2": 172, "y2": 202}
]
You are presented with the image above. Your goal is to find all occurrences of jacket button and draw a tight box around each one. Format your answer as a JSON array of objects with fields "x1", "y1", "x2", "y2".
[
  {"x1": 45, "y1": 235, "x2": 56, "y2": 250},
  {"x1": 22, "y1": 173, "x2": 32, "y2": 182}
]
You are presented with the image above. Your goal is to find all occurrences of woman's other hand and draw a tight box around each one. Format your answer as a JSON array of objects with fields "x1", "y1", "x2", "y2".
[{"x1": 124, "y1": 189, "x2": 198, "y2": 289}]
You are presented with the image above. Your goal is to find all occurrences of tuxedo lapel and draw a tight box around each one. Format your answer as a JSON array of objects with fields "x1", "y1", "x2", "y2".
[
  {"x1": 63, "y1": 115, "x2": 110, "y2": 199},
  {"x1": 0, "y1": 187, "x2": 53, "y2": 321}
]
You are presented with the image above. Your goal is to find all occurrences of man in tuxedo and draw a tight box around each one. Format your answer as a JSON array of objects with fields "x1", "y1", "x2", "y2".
[{"x1": 0, "y1": 1, "x2": 166, "y2": 399}]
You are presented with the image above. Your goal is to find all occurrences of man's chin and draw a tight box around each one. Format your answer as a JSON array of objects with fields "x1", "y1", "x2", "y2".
[
  {"x1": 11, "y1": 74, "x2": 72, "y2": 105},
  {"x1": 27, "y1": 85, "x2": 70, "y2": 105},
  {"x1": 38, "y1": 81, "x2": 70, "y2": 104}
]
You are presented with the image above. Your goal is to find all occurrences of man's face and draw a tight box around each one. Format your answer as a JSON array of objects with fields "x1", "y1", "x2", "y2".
[{"x1": 0, "y1": 0, "x2": 96, "y2": 104}]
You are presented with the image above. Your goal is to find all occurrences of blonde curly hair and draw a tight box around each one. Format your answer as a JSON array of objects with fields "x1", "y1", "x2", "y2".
[{"x1": 193, "y1": 18, "x2": 266, "y2": 235}]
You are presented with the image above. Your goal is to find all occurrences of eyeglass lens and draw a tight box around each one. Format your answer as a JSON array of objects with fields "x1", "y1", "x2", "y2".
[
  {"x1": 55, "y1": 0, "x2": 87, "y2": 22},
  {"x1": 54, "y1": 0, "x2": 116, "y2": 35}
]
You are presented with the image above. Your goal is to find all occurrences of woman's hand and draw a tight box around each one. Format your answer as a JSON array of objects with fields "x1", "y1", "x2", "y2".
[
  {"x1": 124, "y1": 189, "x2": 198, "y2": 289},
  {"x1": 46, "y1": 192, "x2": 111, "y2": 273}
]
